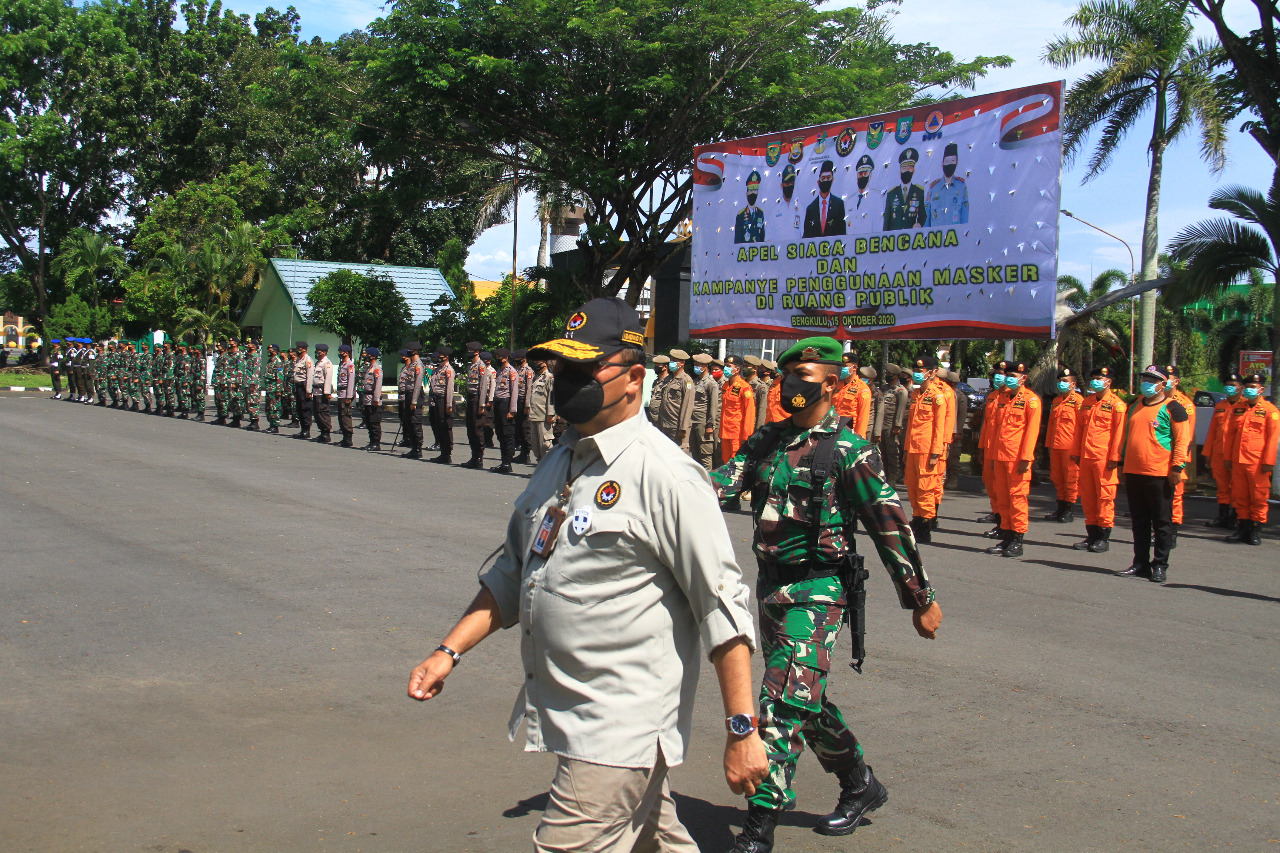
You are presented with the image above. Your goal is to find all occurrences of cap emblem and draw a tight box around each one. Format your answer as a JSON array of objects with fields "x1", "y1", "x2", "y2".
[
  {"x1": 595, "y1": 481, "x2": 621, "y2": 508},
  {"x1": 801, "y1": 347, "x2": 819, "y2": 360},
  {"x1": 566, "y1": 312, "x2": 587, "y2": 331},
  {"x1": 791, "y1": 394, "x2": 807, "y2": 409}
]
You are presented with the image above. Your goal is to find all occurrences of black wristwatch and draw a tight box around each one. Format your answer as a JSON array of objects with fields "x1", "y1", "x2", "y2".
[
  {"x1": 435, "y1": 644, "x2": 462, "y2": 666},
  {"x1": 726, "y1": 714, "x2": 759, "y2": 736}
]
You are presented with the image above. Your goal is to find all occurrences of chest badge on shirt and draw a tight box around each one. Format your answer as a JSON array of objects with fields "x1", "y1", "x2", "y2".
[
  {"x1": 595, "y1": 480, "x2": 621, "y2": 508},
  {"x1": 570, "y1": 507, "x2": 593, "y2": 536}
]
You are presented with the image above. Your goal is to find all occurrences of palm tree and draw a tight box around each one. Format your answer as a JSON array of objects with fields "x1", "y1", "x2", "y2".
[
  {"x1": 1045, "y1": 0, "x2": 1228, "y2": 370},
  {"x1": 175, "y1": 304, "x2": 240, "y2": 346},
  {"x1": 1166, "y1": 176, "x2": 1280, "y2": 400},
  {"x1": 51, "y1": 229, "x2": 127, "y2": 308}
]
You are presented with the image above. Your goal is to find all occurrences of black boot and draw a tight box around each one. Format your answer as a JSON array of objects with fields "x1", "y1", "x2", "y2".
[
  {"x1": 244, "y1": 420, "x2": 259, "y2": 431},
  {"x1": 460, "y1": 457, "x2": 483, "y2": 469},
  {"x1": 1088, "y1": 526, "x2": 1111, "y2": 553},
  {"x1": 982, "y1": 514, "x2": 1003, "y2": 538},
  {"x1": 431, "y1": 453, "x2": 452, "y2": 464},
  {"x1": 366, "y1": 443, "x2": 382, "y2": 452},
  {"x1": 1223, "y1": 520, "x2": 1249, "y2": 543},
  {"x1": 513, "y1": 452, "x2": 531, "y2": 465},
  {"x1": 1245, "y1": 520, "x2": 1263, "y2": 546},
  {"x1": 401, "y1": 448, "x2": 422, "y2": 459},
  {"x1": 815, "y1": 764, "x2": 888, "y2": 837},
  {"x1": 977, "y1": 510, "x2": 998, "y2": 524},
  {"x1": 1205, "y1": 504, "x2": 1232, "y2": 528},
  {"x1": 1042, "y1": 500, "x2": 1065, "y2": 522},
  {"x1": 1072, "y1": 524, "x2": 1097, "y2": 551},
  {"x1": 315, "y1": 432, "x2": 331, "y2": 444},
  {"x1": 1149, "y1": 563, "x2": 1168, "y2": 583},
  {"x1": 929, "y1": 516, "x2": 940, "y2": 531},
  {"x1": 1002, "y1": 531, "x2": 1024, "y2": 558},
  {"x1": 339, "y1": 435, "x2": 353, "y2": 448},
  {"x1": 265, "y1": 425, "x2": 279, "y2": 434},
  {"x1": 727, "y1": 803, "x2": 781, "y2": 852},
  {"x1": 1115, "y1": 562, "x2": 1150, "y2": 578},
  {"x1": 985, "y1": 530, "x2": 1011, "y2": 556},
  {"x1": 490, "y1": 463, "x2": 514, "y2": 474}
]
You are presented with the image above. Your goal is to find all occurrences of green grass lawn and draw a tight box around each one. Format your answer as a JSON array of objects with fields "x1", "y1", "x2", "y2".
[{"x1": 0, "y1": 371, "x2": 53, "y2": 388}]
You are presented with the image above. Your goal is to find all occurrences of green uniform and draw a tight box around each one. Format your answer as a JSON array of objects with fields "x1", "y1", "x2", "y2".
[
  {"x1": 261, "y1": 352, "x2": 283, "y2": 427},
  {"x1": 711, "y1": 405, "x2": 934, "y2": 811},
  {"x1": 160, "y1": 348, "x2": 177, "y2": 411},
  {"x1": 882, "y1": 183, "x2": 926, "y2": 231},
  {"x1": 188, "y1": 348, "x2": 205, "y2": 415},
  {"x1": 137, "y1": 348, "x2": 155, "y2": 410},
  {"x1": 241, "y1": 347, "x2": 259, "y2": 422}
]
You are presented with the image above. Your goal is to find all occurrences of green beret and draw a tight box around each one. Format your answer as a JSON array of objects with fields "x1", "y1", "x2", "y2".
[{"x1": 777, "y1": 336, "x2": 843, "y2": 368}]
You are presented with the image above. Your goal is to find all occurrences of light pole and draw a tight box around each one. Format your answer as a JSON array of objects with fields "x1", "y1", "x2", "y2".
[{"x1": 1061, "y1": 209, "x2": 1137, "y2": 393}]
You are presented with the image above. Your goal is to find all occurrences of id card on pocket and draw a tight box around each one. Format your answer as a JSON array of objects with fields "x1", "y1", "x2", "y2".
[{"x1": 531, "y1": 506, "x2": 567, "y2": 558}]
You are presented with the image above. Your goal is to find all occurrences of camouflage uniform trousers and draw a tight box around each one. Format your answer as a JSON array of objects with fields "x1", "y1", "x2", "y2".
[
  {"x1": 749, "y1": 575, "x2": 864, "y2": 812},
  {"x1": 107, "y1": 366, "x2": 122, "y2": 405},
  {"x1": 242, "y1": 383, "x2": 259, "y2": 421},
  {"x1": 164, "y1": 376, "x2": 179, "y2": 411},
  {"x1": 93, "y1": 369, "x2": 108, "y2": 403},
  {"x1": 265, "y1": 387, "x2": 283, "y2": 427},
  {"x1": 228, "y1": 382, "x2": 243, "y2": 420},
  {"x1": 214, "y1": 380, "x2": 228, "y2": 419},
  {"x1": 189, "y1": 372, "x2": 204, "y2": 415},
  {"x1": 139, "y1": 375, "x2": 155, "y2": 409}
]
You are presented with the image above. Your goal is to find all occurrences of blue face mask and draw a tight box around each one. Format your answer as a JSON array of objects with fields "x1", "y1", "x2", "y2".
[
  {"x1": 1057, "y1": 381, "x2": 1071, "y2": 393},
  {"x1": 1140, "y1": 381, "x2": 1159, "y2": 397},
  {"x1": 992, "y1": 374, "x2": 1005, "y2": 388},
  {"x1": 1243, "y1": 387, "x2": 1261, "y2": 400},
  {"x1": 1090, "y1": 379, "x2": 1106, "y2": 393},
  {"x1": 912, "y1": 371, "x2": 925, "y2": 384},
  {"x1": 840, "y1": 366, "x2": 851, "y2": 379},
  {"x1": 1224, "y1": 385, "x2": 1238, "y2": 396},
  {"x1": 724, "y1": 365, "x2": 735, "y2": 377},
  {"x1": 692, "y1": 366, "x2": 704, "y2": 377}
]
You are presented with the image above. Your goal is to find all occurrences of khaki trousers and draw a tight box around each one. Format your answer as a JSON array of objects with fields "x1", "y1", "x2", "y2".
[{"x1": 534, "y1": 751, "x2": 698, "y2": 853}]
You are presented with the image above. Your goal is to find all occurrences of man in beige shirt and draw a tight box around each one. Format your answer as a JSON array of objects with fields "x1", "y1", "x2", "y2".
[{"x1": 409, "y1": 298, "x2": 767, "y2": 851}]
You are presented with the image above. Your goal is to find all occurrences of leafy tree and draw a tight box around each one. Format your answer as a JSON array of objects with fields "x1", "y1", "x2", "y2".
[
  {"x1": 1044, "y1": 0, "x2": 1228, "y2": 370},
  {"x1": 306, "y1": 269, "x2": 413, "y2": 352},
  {"x1": 1056, "y1": 270, "x2": 1131, "y2": 377},
  {"x1": 50, "y1": 229, "x2": 127, "y2": 309},
  {"x1": 174, "y1": 303, "x2": 240, "y2": 345},
  {"x1": 1166, "y1": 176, "x2": 1280, "y2": 400},
  {"x1": 45, "y1": 293, "x2": 114, "y2": 342},
  {"x1": 1191, "y1": 0, "x2": 1280, "y2": 165},
  {"x1": 369, "y1": 0, "x2": 1010, "y2": 304}
]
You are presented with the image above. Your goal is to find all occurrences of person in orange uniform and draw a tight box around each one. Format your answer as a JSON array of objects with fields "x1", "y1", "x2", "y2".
[
  {"x1": 1071, "y1": 366, "x2": 1127, "y2": 553},
  {"x1": 765, "y1": 360, "x2": 787, "y2": 424},
  {"x1": 934, "y1": 366, "x2": 957, "y2": 527},
  {"x1": 902, "y1": 355, "x2": 948, "y2": 543},
  {"x1": 1042, "y1": 367, "x2": 1084, "y2": 523},
  {"x1": 834, "y1": 351, "x2": 872, "y2": 437},
  {"x1": 1162, "y1": 365, "x2": 1195, "y2": 544},
  {"x1": 1115, "y1": 365, "x2": 1192, "y2": 583},
  {"x1": 1223, "y1": 372, "x2": 1279, "y2": 546},
  {"x1": 1202, "y1": 373, "x2": 1243, "y2": 530},
  {"x1": 977, "y1": 362, "x2": 1012, "y2": 537},
  {"x1": 984, "y1": 361, "x2": 1042, "y2": 557},
  {"x1": 718, "y1": 355, "x2": 756, "y2": 465}
]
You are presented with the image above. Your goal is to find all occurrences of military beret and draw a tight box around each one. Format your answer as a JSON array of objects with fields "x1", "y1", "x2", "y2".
[
  {"x1": 652, "y1": 355, "x2": 671, "y2": 365},
  {"x1": 912, "y1": 355, "x2": 939, "y2": 370},
  {"x1": 511, "y1": 349, "x2": 527, "y2": 360},
  {"x1": 761, "y1": 360, "x2": 777, "y2": 371},
  {"x1": 175, "y1": 341, "x2": 187, "y2": 348},
  {"x1": 338, "y1": 344, "x2": 352, "y2": 353},
  {"x1": 669, "y1": 349, "x2": 691, "y2": 361},
  {"x1": 692, "y1": 353, "x2": 713, "y2": 365},
  {"x1": 778, "y1": 336, "x2": 842, "y2": 368},
  {"x1": 295, "y1": 341, "x2": 307, "y2": 349},
  {"x1": 466, "y1": 341, "x2": 482, "y2": 352},
  {"x1": 725, "y1": 355, "x2": 745, "y2": 366},
  {"x1": 315, "y1": 343, "x2": 328, "y2": 352},
  {"x1": 405, "y1": 341, "x2": 422, "y2": 352},
  {"x1": 947, "y1": 370, "x2": 961, "y2": 383},
  {"x1": 436, "y1": 345, "x2": 453, "y2": 358},
  {"x1": 743, "y1": 354, "x2": 762, "y2": 367},
  {"x1": 885, "y1": 363, "x2": 900, "y2": 375},
  {"x1": 365, "y1": 346, "x2": 380, "y2": 357},
  {"x1": 1057, "y1": 367, "x2": 1073, "y2": 378},
  {"x1": 268, "y1": 344, "x2": 280, "y2": 352},
  {"x1": 494, "y1": 347, "x2": 511, "y2": 359},
  {"x1": 480, "y1": 351, "x2": 492, "y2": 361},
  {"x1": 899, "y1": 147, "x2": 919, "y2": 166},
  {"x1": 398, "y1": 348, "x2": 409, "y2": 358},
  {"x1": 1163, "y1": 364, "x2": 1179, "y2": 377},
  {"x1": 1090, "y1": 366, "x2": 1113, "y2": 378},
  {"x1": 860, "y1": 365, "x2": 878, "y2": 380},
  {"x1": 1243, "y1": 373, "x2": 1265, "y2": 384},
  {"x1": 52, "y1": 339, "x2": 61, "y2": 343}
]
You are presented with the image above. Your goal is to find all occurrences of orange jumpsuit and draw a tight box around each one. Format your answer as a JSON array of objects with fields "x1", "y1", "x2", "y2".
[
  {"x1": 990, "y1": 384, "x2": 1042, "y2": 533},
  {"x1": 834, "y1": 376, "x2": 872, "y2": 437},
  {"x1": 1072, "y1": 389, "x2": 1127, "y2": 528},
  {"x1": 903, "y1": 377, "x2": 950, "y2": 520},
  {"x1": 1170, "y1": 388, "x2": 1196, "y2": 524},
  {"x1": 718, "y1": 375, "x2": 756, "y2": 465},
  {"x1": 1225, "y1": 397, "x2": 1280, "y2": 523},
  {"x1": 766, "y1": 378, "x2": 787, "y2": 424},
  {"x1": 1202, "y1": 398, "x2": 1236, "y2": 511},
  {"x1": 1046, "y1": 389, "x2": 1084, "y2": 502},
  {"x1": 936, "y1": 381, "x2": 956, "y2": 511},
  {"x1": 979, "y1": 388, "x2": 1009, "y2": 516}
]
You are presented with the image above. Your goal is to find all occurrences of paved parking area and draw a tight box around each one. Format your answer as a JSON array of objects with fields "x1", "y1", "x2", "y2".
[{"x1": 2, "y1": 394, "x2": 1277, "y2": 851}]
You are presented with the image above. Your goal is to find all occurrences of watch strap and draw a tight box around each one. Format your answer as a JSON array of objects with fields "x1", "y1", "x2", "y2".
[{"x1": 436, "y1": 644, "x2": 462, "y2": 665}]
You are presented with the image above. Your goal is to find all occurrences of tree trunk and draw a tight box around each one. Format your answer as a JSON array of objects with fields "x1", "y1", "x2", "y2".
[{"x1": 1138, "y1": 114, "x2": 1167, "y2": 373}]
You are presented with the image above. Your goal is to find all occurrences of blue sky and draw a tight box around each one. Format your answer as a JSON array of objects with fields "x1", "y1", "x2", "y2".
[{"x1": 262, "y1": 0, "x2": 1271, "y2": 286}]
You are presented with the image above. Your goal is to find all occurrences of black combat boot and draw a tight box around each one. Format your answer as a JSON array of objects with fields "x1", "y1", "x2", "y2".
[
  {"x1": 195, "y1": 410, "x2": 205, "y2": 421},
  {"x1": 315, "y1": 432, "x2": 331, "y2": 444},
  {"x1": 460, "y1": 457, "x2": 483, "y2": 469},
  {"x1": 977, "y1": 510, "x2": 998, "y2": 524},
  {"x1": 513, "y1": 451, "x2": 531, "y2": 465},
  {"x1": 1072, "y1": 524, "x2": 1097, "y2": 550},
  {"x1": 983, "y1": 513, "x2": 1003, "y2": 538},
  {"x1": 264, "y1": 425, "x2": 279, "y2": 434},
  {"x1": 727, "y1": 803, "x2": 781, "y2": 852},
  {"x1": 1205, "y1": 504, "x2": 1232, "y2": 528},
  {"x1": 490, "y1": 463, "x2": 514, "y2": 474},
  {"x1": 1042, "y1": 500, "x2": 1068, "y2": 522},
  {"x1": 431, "y1": 453, "x2": 452, "y2": 464},
  {"x1": 229, "y1": 417, "x2": 241, "y2": 428},
  {"x1": 339, "y1": 434, "x2": 353, "y2": 447},
  {"x1": 1087, "y1": 526, "x2": 1111, "y2": 553},
  {"x1": 1002, "y1": 531, "x2": 1024, "y2": 557},
  {"x1": 1115, "y1": 562, "x2": 1150, "y2": 578},
  {"x1": 401, "y1": 447, "x2": 421, "y2": 459},
  {"x1": 929, "y1": 516, "x2": 940, "y2": 531},
  {"x1": 213, "y1": 416, "x2": 226, "y2": 425},
  {"x1": 366, "y1": 443, "x2": 382, "y2": 452},
  {"x1": 816, "y1": 764, "x2": 888, "y2": 836},
  {"x1": 1149, "y1": 563, "x2": 1168, "y2": 583},
  {"x1": 1245, "y1": 520, "x2": 1263, "y2": 546},
  {"x1": 244, "y1": 420, "x2": 259, "y2": 431},
  {"x1": 299, "y1": 428, "x2": 311, "y2": 440},
  {"x1": 916, "y1": 517, "x2": 932, "y2": 543},
  {"x1": 985, "y1": 530, "x2": 1011, "y2": 556}
]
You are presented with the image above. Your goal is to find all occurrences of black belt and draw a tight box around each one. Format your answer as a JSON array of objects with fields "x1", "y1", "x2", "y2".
[{"x1": 756, "y1": 559, "x2": 841, "y2": 585}]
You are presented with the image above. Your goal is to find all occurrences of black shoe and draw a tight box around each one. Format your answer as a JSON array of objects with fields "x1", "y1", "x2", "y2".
[
  {"x1": 244, "y1": 422, "x2": 259, "y2": 431},
  {"x1": 298, "y1": 430, "x2": 311, "y2": 440},
  {"x1": 1205, "y1": 505, "x2": 1232, "y2": 528},
  {"x1": 427, "y1": 443, "x2": 439, "y2": 452},
  {"x1": 431, "y1": 454, "x2": 452, "y2": 464},
  {"x1": 401, "y1": 448, "x2": 421, "y2": 459},
  {"x1": 265, "y1": 426, "x2": 279, "y2": 434},
  {"x1": 1042, "y1": 500, "x2": 1067, "y2": 522},
  {"x1": 985, "y1": 530, "x2": 1011, "y2": 556},
  {"x1": 983, "y1": 524, "x2": 1004, "y2": 539},
  {"x1": 1087, "y1": 527, "x2": 1111, "y2": 553},
  {"x1": 929, "y1": 516, "x2": 940, "y2": 531},
  {"x1": 490, "y1": 463, "x2": 514, "y2": 474},
  {"x1": 315, "y1": 433, "x2": 331, "y2": 444},
  {"x1": 1116, "y1": 563, "x2": 1150, "y2": 578},
  {"x1": 460, "y1": 457, "x2": 483, "y2": 469},
  {"x1": 1149, "y1": 563, "x2": 1167, "y2": 583},
  {"x1": 1003, "y1": 532, "x2": 1024, "y2": 558},
  {"x1": 195, "y1": 412, "x2": 205, "y2": 421},
  {"x1": 914, "y1": 517, "x2": 932, "y2": 544},
  {"x1": 977, "y1": 511, "x2": 998, "y2": 524},
  {"x1": 213, "y1": 417, "x2": 226, "y2": 426},
  {"x1": 1073, "y1": 524, "x2": 1097, "y2": 550},
  {"x1": 366, "y1": 443, "x2": 382, "y2": 452},
  {"x1": 1245, "y1": 520, "x2": 1262, "y2": 546},
  {"x1": 816, "y1": 764, "x2": 888, "y2": 837},
  {"x1": 397, "y1": 439, "x2": 411, "y2": 447},
  {"x1": 339, "y1": 438, "x2": 353, "y2": 448},
  {"x1": 513, "y1": 453, "x2": 531, "y2": 465},
  {"x1": 728, "y1": 803, "x2": 781, "y2": 852}
]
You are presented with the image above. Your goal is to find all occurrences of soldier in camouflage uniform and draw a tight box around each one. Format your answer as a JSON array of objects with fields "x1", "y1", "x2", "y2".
[
  {"x1": 91, "y1": 343, "x2": 108, "y2": 405},
  {"x1": 136, "y1": 341, "x2": 155, "y2": 413},
  {"x1": 210, "y1": 341, "x2": 228, "y2": 424},
  {"x1": 239, "y1": 340, "x2": 260, "y2": 430},
  {"x1": 711, "y1": 336, "x2": 942, "y2": 853},
  {"x1": 103, "y1": 341, "x2": 120, "y2": 407},
  {"x1": 189, "y1": 342, "x2": 207, "y2": 419},
  {"x1": 258, "y1": 344, "x2": 280, "y2": 433},
  {"x1": 151, "y1": 342, "x2": 169, "y2": 415}
]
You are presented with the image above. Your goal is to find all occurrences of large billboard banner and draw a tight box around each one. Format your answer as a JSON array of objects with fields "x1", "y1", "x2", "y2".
[{"x1": 690, "y1": 82, "x2": 1064, "y2": 340}]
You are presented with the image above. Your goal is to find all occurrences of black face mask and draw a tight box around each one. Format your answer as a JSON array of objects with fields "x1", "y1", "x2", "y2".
[
  {"x1": 942, "y1": 162, "x2": 956, "y2": 178},
  {"x1": 857, "y1": 173, "x2": 870, "y2": 191},
  {"x1": 782, "y1": 179, "x2": 795, "y2": 201},
  {"x1": 553, "y1": 363, "x2": 628, "y2": 424},
  {"x1": 746, "y1": 192, "x2": 758, "y2": 207},
  {"x1": 900, "y1": 171, "x2": 913, "y2": 185},
  {"x1": 780, "y1": 372, "x2": 826, "y2": 414},
  {"x1": 818, "y1": 177, "x2": 834, "y2": 195}
]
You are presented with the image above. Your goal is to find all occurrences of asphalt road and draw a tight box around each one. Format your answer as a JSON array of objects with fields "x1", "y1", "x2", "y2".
[{"x1": 2, "y1": 395, "x2": 1277, "y2": 852}]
